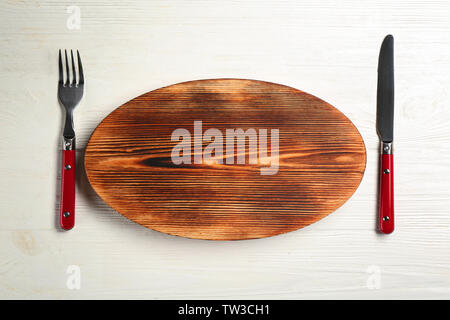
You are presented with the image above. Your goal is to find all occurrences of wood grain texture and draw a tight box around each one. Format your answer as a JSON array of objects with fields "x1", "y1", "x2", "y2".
[
  {"x1": 2, "y1": 0, "x2": 450, "y2": 299},
  {"x1": 85, "y1": 79, "x2": 366, "y2": 239}
]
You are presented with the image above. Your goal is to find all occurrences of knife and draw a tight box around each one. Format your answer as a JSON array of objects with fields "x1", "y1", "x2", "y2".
[{"x1": 376, "y1": 35, "x2": 395, "y2": 234}]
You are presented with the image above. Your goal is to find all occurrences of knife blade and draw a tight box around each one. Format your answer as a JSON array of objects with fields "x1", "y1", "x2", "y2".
[{"x1": 376, "y1": 35, "x2": 394, "y2": 234}]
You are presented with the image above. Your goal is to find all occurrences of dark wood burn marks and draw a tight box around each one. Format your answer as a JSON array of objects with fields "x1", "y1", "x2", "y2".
[{"x1": 85, "y1": 79, "x2": 366, "y2": 240}]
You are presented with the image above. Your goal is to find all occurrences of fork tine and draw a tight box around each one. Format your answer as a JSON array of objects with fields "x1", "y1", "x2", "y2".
[
  {"x1": 64, "y1": 50, "x2": 69, "y2": 86},
  {"x1": 77, "y1": 50, "x2": 84, "y2": 85},
  {"x1": 58, "y1": 50, "x2": 63, "y2": 84},
  {"x1": 70, "y1": 50, "x2": 76, "y2": 86}
]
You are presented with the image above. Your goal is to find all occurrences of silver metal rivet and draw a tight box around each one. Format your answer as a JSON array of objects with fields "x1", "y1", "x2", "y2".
[
  {"x1": 63, "y1": 211, "x2": 70, "y2": 218},
  {"x1": 65, "y1": 164, "x2": 71, "y2": 170},
  {"x1": 384, "y1": 169, "x2": 390, "y2": 174},
  {"x1": 383, "y1": 216, "x2": 389, "y2": 221}
]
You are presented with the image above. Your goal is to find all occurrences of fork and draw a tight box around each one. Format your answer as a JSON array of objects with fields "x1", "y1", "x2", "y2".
[{"x1": 58, "y1": 49, "x2": 84, "y2": 230}]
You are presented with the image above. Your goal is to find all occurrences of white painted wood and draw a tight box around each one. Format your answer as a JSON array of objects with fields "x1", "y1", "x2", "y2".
[{"x1": 1, "y1": 0, "x2": 450, "y2": 299}]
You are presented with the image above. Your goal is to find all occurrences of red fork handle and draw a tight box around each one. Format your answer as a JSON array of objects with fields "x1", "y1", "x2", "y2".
[
  {"x1": 60, "y1": 149, "x2": 75, "y2": 230},
  {"x1": 379, "y1": 152, "x2": 394, "y2": 234}
]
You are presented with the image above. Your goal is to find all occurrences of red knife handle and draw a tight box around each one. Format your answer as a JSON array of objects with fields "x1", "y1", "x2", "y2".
[
  {"x1": 60, "y1": 146, "x2": 75, "y2": 230},
  {"x1": 379, "y1": 143, "x2": 394, "y2": 234}
]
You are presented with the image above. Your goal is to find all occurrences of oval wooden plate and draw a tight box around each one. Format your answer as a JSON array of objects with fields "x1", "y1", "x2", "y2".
[{"x1": 85, "y1": 79, "x2": 366, "y2": 240}]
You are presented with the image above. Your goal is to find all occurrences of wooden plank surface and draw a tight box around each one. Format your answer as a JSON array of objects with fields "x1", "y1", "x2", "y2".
[
  {"x1": 85, "y1": 79, "x2": 366, "y2": 240},
  {"x1": 0, "y1": 0, "x2": 450, "y2": 298}
]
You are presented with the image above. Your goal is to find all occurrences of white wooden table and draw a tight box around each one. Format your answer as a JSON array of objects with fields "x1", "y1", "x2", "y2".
[{"x1": 1, "y1": 0, "x2": 450, "y2": 299}]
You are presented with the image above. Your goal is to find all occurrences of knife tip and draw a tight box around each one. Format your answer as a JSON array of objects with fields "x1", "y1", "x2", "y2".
[{"x1": 383, "y1": 34, "x2": 394, "y2": 43}]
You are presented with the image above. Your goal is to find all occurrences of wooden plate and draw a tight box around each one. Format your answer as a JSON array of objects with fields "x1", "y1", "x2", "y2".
[{"x1": 85, "y1": 79, "x2": 366, "y2": 240}]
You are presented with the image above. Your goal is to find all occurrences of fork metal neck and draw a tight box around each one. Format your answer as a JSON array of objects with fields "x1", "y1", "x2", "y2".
[
  {"x1": 63, "y1": 109, "x2": 75, "y2": 135},
  {"x1": 63, "y1": 136, "x2": 75, "y2": 150},
  {"x1": 63, "y1": 111, "x2": 75, "y2": 150}
]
